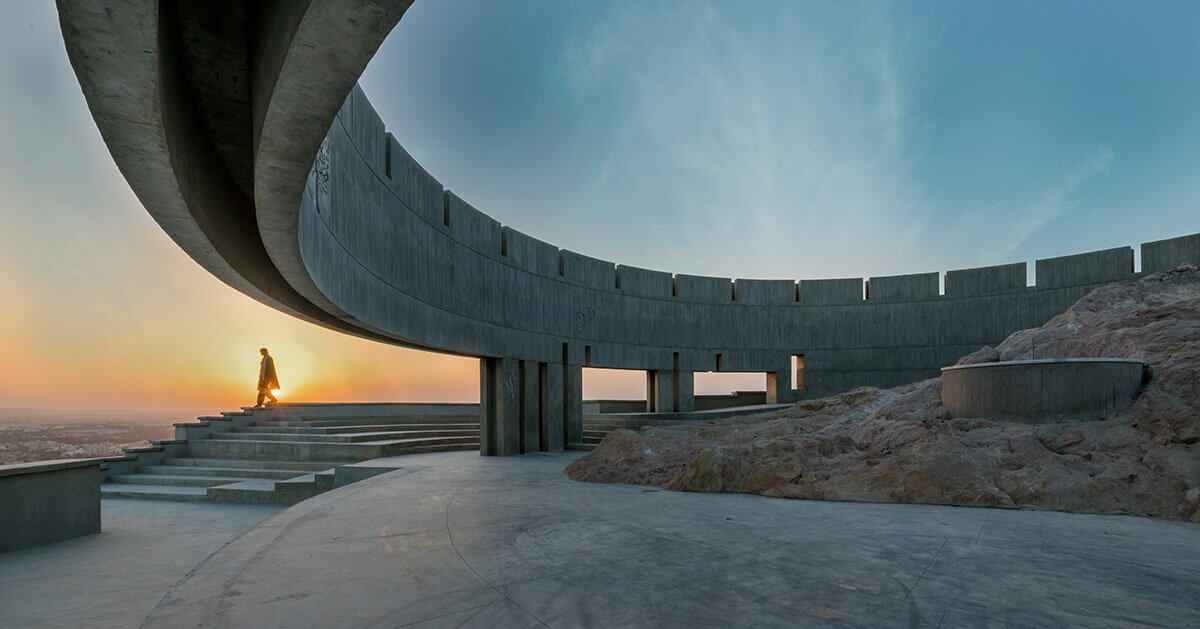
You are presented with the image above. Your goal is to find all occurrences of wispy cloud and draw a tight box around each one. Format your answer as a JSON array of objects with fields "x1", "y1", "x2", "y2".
[
  {"x1": 985, "y1": 147, "x2": 1115, "y2": 259},
  {"x1": 556, "y1": 1, "x2": 947, "y2": 279}
]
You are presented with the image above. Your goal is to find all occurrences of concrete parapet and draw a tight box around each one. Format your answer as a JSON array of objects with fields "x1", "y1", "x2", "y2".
[
  {"x1": 867, "y1": 272, "x2": 939, "y2": 302},
  {"x1": 735, "y1": 279, "x2": 796, "y2": 305},
  {"x1": 502, "y1": 227, "x2": 559, "y2": 277},
  {"x1": 1141, "y1": 232, "x2": 1200, "y2": 273},
  {"x1": 799, "y1": 278, "x2": 863, "y2": 305},
  {"x1": 1, "y1": 459, "x2": 101, "y2": 553},
  {"x1": 945, "y1": 262, "x2": 1027, "y2": 297},
  {"x1": 561, "y1": 250, "x2": 616, "y2": 290},
  {"x1": 616, "y1": 265, "x2": 673, "y2": 299},
  {"x1": 941, "y1": 358, "x2": 1145, "y2": 423},
  {"x1": 1035, "y1": 247, "x2": 1133, "y2": 289},
  {"x1": 446, "y1": 191, "x2": 501, "y2": 255},
  {"x1": 676, "y1": 274, "x2": 734, "y2": 303}
]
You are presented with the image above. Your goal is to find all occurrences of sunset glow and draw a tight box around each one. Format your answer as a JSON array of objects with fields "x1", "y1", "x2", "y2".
[{"x1": 3, "y1": 1, "x2": 1200, "y2": 413}]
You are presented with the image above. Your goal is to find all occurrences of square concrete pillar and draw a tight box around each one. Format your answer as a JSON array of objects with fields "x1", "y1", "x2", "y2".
[
  {"x1": 542, "y1": 363, "x2": 564, "y2": 451},
  {"x1": 766, "y1": 370, "x2": 796, "y2": 405},
  {"x1": 675, "y1": 370, "x2": 695, "y2": 412},
  {"x1": 565, "y1": 363, "x2": 583, "y2": 445},
  {"x1": 481, "y1": 358, "x2": 520, "y2": 456},
  {"x1": 520, "y1": 361, "x2": 541, "y2": 454},
  {"x1": 646, "y1": 369, "x2": 674, "y2": 413}
]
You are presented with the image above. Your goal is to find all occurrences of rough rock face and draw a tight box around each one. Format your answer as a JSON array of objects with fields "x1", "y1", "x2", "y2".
[{"x1": 566, "y1": 265, "x2": 1200, "y2": 522}]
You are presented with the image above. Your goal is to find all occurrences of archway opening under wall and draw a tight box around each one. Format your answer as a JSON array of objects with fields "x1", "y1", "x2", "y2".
[
  {"x1": 582, "y1": 367, "x2": 647, "y2": 414},
  {"x1": 693, "y1": 371, "x2": 771, "y2": 410}
]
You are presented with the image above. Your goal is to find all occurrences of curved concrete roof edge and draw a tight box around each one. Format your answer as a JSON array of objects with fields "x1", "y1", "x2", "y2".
[{"x1": 56, "y1": 0, "x2": 412, "y2": 348}]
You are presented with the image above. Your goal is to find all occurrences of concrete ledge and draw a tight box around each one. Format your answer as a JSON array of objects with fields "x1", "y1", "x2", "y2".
[
  {"x1": 941, "y1": 358, "x2": 1146, "y2": 423},
  {"x1": 0, "y1": 459, "x2": 101, "y2": 553}
]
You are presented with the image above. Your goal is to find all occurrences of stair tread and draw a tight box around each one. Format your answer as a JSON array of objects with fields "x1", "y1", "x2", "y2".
[
  {"x1": 139, "y1": 465, "x2": 307, "y2": 478},
  {"x1": 196, "y1": 435, "x2": 478, "y2": 445},
  {"x1": 162, "y1": 457, "x2": 350, "y2": 470},
  {"x1": 101, "y1": 484, "x2": 208, "y2": 496},
  {"x1": 111, "y1": 473, "x2": 278, "y2": 485},
  {"x1": 238, "y1": 423, "x2": 478, "y2": 431}
]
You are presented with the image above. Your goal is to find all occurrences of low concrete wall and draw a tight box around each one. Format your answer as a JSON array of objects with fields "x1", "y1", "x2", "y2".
[
  {"x1": 0, "y1": 459, "x2": 101, "y2": 553},
  {"x1": 941, "y1": 359, "x2": 1145, "y2": 423},
  {"x1": 583, "y1": 392, "x2": 769, "y2": 415}
]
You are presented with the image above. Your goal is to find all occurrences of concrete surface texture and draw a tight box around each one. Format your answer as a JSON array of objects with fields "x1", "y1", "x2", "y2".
[
  {"x1": 132, "y1": 451, "x2": 1199, "y2": 628},
  {"x1": 941, "y1": 358, "x2": 1146, "y2": 422},
  {"x1": 0, "y1": 459, "x2": 100, "y2": 553},
  {"x1": 0, "y1": 499, "x2": 279, "y2": 628},
  {"x1": 57, "y1": 2, "x2": 1200, "y2": 455}
]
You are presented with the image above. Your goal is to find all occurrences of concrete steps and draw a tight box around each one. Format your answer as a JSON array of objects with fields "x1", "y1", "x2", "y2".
[
  {"x1": 137, "y1": 465, "x2": 304, "y2": 480},
  {"x1": 100, "y1": 484, "x2": 210, "y2": 501},
  {"x1": 161, "y1": 457, "x2": 341, "y2": 471},
  {"x1": 211, "y1": 428, "x2": 479, "y2": 443},
  {"x1": 102, "y1": 404, "x2": 481, "y2": 505},
  {"x1": 109, "y1": 473, "x2": 265, "y2": 488},
  {"x1": 188, "y1": 435, "x2": 478, "y2": 462},
  {"x1": 232, "y1": 423, "x2": 479, "y2": 434},
  {"x1": 254, "y1": 415, "x2": 478, "y2": 428}
]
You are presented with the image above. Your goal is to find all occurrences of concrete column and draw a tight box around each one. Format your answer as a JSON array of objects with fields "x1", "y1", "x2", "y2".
[
  {"x1": 766, "y1": 369, "x2": 796, "y2": 405},
  {"x1": 675, "y1": 370, "x2": 695, "y2": 412},
  {"x1": 564, "y1": 363, "x2": 583, "y2": 445},
  {"x1": 542, "y1": 362, "x2": 564, "y2": 451},
  {"x1": 480, "y1": 357, "x2": 520, "y2": 456},
  {"x1": 646, "y1": 369, "x2": 674, "y2": 412},
  {"x1": 520, "y1": 360, "x2": 540, "y2": 454}
]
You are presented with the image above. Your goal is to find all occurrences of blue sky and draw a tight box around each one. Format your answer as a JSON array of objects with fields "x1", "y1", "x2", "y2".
[
  {"x1": 0, "y1": 1, "x2": 1198, "y2": 408},
  {"x1": 362, "y1": 0, "x2": 1200, "y2": 283}
]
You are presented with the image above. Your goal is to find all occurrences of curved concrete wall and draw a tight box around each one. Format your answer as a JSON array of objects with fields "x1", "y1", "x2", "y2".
[
  {"x1": 942, "y1": 359, "x2": 1146, "y2": 423},
  {"x1": 299, "y1": 84, "x2": 1198, "y2": 399},
  {"x1": 59, "y1": 1, "x2": 1200, "y2": 454}
]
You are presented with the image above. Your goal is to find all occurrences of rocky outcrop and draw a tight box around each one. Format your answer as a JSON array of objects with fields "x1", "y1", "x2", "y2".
[{"x1": 567, "y1": 265, "x2": 1200, "y2": 521}]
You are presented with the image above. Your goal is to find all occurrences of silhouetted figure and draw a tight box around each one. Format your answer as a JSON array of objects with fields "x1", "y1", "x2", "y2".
[{"x1": 256, "y1": 347, "x2": 280, "y2": 407}]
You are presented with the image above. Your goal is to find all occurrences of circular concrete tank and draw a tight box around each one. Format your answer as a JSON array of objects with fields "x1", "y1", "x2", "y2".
[{"x1": 940, "y1": 358, "x2": 1146, "y2": 423}]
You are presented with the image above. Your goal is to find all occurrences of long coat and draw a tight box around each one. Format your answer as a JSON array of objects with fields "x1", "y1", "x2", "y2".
[{"x1": 259, "y1": 355, "x2": 280, "y2": 390}]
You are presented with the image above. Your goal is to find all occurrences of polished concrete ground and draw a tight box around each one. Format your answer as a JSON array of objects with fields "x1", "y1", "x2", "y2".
[
  {"x1": 108, "y1": 451, "x2": 1197, "y2": 628},
  {"x1": 0, "y1": 499, "x2": 280, "y2": 628}
]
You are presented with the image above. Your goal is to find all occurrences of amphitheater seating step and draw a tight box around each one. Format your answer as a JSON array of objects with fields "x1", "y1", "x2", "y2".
[
  {"x1": 137, "y1": 465, "x2": 305, "y2": 480},
  {"x1": 102, "y1": 405, "x2": 480, "y2": 504},
  {"x1": 100, "y1": 484, "x2": 210, "y2": 501}
]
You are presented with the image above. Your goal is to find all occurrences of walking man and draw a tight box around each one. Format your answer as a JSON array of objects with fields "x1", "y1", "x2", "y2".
[{"x1": 256, "y1": 347, "x2": 280, "y2": 407}]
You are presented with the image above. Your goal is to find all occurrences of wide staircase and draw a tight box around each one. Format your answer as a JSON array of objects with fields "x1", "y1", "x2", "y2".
[{"x1": 100, "y1": 403, "x2": 480, "y2": 505}]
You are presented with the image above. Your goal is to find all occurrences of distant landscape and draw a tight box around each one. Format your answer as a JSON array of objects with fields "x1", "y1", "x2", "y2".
[{"x1": 0, "y1": 408, "x2": 207, "y2": 465}]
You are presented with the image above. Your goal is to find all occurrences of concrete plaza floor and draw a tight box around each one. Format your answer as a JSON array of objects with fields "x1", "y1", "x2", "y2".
[
  {"x1": 122, "y1": 451, "x2": 1200, "y2": 628},
  {"x1": 0, "y1": 499, "x2": 280, "y2": 628},
  {"x1": 2, "y1": 451, "x2": 1197, "y2": 628}
]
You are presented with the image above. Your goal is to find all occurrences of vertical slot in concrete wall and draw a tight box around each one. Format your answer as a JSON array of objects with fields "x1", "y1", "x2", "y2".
[{"x1": 793, "y1": 354, "x2": 805, "y2": 390}]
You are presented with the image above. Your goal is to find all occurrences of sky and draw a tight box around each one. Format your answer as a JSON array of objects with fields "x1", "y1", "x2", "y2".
[{"x1": 1, "y1": 1, "x2": 1198, "y2": 412}]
